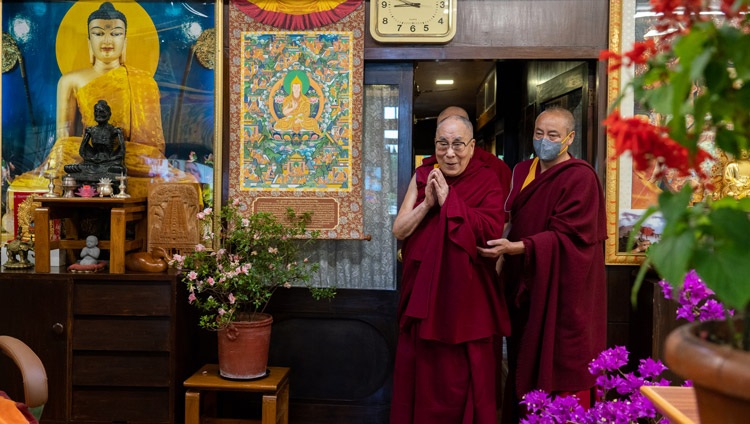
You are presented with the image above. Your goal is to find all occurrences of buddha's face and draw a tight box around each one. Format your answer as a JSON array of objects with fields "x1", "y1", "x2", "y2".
[
  {"x1": 88, "y1": 18, "x2": 126, "y2": 64},
  {"x1": 292, "y1": 83, "x2": 301, "y2": 97}
]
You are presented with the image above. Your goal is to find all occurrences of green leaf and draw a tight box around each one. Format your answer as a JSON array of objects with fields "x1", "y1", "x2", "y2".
[{"x1": 648, "y1": 230, "x2": 696, "y2": 288}]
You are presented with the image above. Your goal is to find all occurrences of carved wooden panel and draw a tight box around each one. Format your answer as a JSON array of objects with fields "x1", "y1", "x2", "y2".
[{"x1": 147, "y1": 183, "x2": 201, "y2": 255}]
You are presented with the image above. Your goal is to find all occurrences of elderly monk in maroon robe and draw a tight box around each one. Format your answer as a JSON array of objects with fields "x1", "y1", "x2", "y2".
[
  {"x1": 391, "y1": 115, "x2": 510, "y2": 424},
  {"x1": 478, "y1": 107, "x2": 607, "y2": 423},
  {"x1": 437, "y1": 106, "x2": 512, "y2": 198}
]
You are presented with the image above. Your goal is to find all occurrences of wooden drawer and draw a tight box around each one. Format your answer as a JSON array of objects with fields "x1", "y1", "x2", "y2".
[
  {"x1": 72, "y1": 388, "x2": 170, "y2": 422},
  {"x1": 73, "y1": 353, "x2": 170, "y2": 386},
  {"x1": 73, "y1": 281, "x2": 171, "y2": 316},
  {"x1": 73, "y1": 317, "x2": 170, "y2": 351}
]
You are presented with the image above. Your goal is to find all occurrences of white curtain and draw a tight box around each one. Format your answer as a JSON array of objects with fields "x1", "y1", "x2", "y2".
[{"x1": 305, "y1": 84, "x2": 400, "y2": 290}]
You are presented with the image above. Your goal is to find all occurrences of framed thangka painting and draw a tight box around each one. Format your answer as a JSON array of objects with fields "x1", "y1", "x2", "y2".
[
  {"x1": 1, "y1": 0, "x2": 219, "y2": 244},
  {"x1": 227, "y1": 1, "x2": 365, "y2": 239},
  {"x1": 605, "y1": 0, "x2": 724, "y2": 264}
]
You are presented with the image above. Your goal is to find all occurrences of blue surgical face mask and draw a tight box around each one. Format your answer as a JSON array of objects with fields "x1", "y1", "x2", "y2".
[{"x1": 533, "y1": 133, "x2": 572, "y2": 161}]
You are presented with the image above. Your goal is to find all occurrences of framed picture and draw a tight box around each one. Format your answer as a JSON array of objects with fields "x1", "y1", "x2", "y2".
[
  {"x1": 606, "y1": 0, "x2": 654, "y2": 264},
  {"x1": 1, "y1": 0, "x2": 222, "y2": 242},
  {"x1": 225, "y1": 2, "x2": 365, "y2": 239}
]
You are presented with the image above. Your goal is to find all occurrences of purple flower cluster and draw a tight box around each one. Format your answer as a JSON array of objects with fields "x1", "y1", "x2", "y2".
[
  {"x1": 521, "y1": 346, "x2": 668, "y2": 424},
  {"x1": 659, "y1": 270, "x2": 733, "y2": 322},
  {"x1": 520, "y1": 270, "x2": 731, "y2": 423}
]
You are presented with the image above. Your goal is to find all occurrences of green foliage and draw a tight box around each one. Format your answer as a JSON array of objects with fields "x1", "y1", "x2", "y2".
[
  {"x1": 615, "y1": 5, "x2": 750, "y2": 345},
  {"x1": 173, "y1": 202, "x2": 335, "y2": 330}
]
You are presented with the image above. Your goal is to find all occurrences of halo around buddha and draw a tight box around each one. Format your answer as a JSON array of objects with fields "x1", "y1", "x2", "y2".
[
  {"x1": 56, "y1": 1, "x2": 159, "y2": 76},
  {"x1": 283, "y1": 70, "x2": 310, "y2": 94}
]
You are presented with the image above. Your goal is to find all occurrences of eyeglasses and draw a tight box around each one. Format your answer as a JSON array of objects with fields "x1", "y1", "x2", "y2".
[{"x1": 435, "y1": 141, "x2": 469, "y2": 153}]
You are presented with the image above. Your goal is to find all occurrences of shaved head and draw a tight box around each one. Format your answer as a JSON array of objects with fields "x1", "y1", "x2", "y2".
[{"x1": 437, "y1": 106, "x2": 469, "y2": 123}]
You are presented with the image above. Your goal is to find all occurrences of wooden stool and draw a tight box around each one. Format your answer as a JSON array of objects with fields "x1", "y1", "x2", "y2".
[{"x1": 184, "y1": 364, "x2": 289, "y2": 424}]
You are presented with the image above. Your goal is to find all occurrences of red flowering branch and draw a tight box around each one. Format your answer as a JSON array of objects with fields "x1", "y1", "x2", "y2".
[{"x1": 604, "y1": 111, "x2": 713, "y2": 181}]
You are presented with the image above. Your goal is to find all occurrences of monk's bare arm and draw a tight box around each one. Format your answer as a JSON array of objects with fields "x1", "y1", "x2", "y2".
[{"x1": 392, "y1": 174, "x2": 432, "y2": 240}]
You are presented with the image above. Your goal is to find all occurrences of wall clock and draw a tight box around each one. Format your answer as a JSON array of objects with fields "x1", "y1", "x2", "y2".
[{"x1": 370, "y1": 0, "x2": 457, "y2": 44}]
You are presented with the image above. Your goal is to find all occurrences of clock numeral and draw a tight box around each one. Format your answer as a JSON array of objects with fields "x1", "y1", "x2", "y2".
[
  {"x1": 381, "y1": 1, "x2": 388, "y2": 8},
  {"x1": 424, "y1": 25, "x2": 429, "y2": 32},
  {"x1": 438, "y1": 17, "x2": 444, "y2": 24},
  {"x1": 410, "y1": 24, "x2": 416, "y2": 32},
  {"x1": 397, "y1": 24, "x2": 402, "y2": 31},
  {"x1": 439, "y1": 1, "x2": 446, "y2": 7},
  {"x1": 382, "y1": 17, "x2": 388, "y2": 24}
]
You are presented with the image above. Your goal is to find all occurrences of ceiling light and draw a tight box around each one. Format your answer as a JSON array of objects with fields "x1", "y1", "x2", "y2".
[{"x1": 435, "y1": 79, "x2": 454, "y2": 85}]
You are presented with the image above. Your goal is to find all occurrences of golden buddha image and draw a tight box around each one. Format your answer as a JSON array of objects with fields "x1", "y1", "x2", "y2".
[
  {"x1": 271, "y1": 71, "x2": 322, "y2": 136},
  {"x1": 8, "y1": 1, "x2": 197, "y2": 200}
]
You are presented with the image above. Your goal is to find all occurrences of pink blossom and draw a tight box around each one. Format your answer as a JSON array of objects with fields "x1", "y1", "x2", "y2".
[
  {"x1": 207, "y1": 276, "x2": 215, "y2": 286},
  {"x1": 195, "y1": 244, "x2": 206, "y2": 252},
  {"x1": 232, "y1": 198, "x2": 240, "y2": 206},
  {"x1": 242, "y1": 218, "x2": 250, "y2": 227},
  {"x1": 187, "y1": 271, "x2": 198, "y2": 281},
  {"x1": 188, "y1": 292, "x2": 196, "y2": 304},
  {"x1": 204, "y1": 207, "x2": 213, "y2": 215},
  {"x1": 196, "y1": 212, "x2": 205, "y2": 220},
  {"x1": 218, "y1": 308, "x2": 226, "y2": 316},
  {"x1": 228, "y1": 293, "x2": 236, "y2": 304}
]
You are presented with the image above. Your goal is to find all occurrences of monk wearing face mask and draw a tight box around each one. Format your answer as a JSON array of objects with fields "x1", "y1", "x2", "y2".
[{"x1": 478, "y1": 107, "x2": 607, "y2": 423}]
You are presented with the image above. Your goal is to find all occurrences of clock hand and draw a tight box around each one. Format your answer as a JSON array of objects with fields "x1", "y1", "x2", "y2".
[{"x1": 394, "y1": 0, "x2": 421, "y2": 7}]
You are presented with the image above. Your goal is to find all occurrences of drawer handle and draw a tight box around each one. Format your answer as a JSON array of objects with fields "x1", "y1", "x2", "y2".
[{"x1": 52, "y1": 323, "x2": 64, "y2": 334}]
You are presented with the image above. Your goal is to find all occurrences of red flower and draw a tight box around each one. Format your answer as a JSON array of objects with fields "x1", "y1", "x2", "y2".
[
  {"x1": 721, "y1": 0, "x2": 749, "y2": 18},
  {"x1": 603, "y1": 111, "x2": 713, "y2": 181},
  {"x1": 599, "y1": 50, "x2": 623, "y2": 72}
]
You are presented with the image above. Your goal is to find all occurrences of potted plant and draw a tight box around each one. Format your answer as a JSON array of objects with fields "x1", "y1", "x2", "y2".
[
  {"x1": 171, "y1": 199, "x2": 335, "y2": 379},
  {"x1": 602, "y1": 0, "x2": 750, "y2": 421},
  {"x1": 520, "y1": 270, "x2": 728, "y2": 423}
]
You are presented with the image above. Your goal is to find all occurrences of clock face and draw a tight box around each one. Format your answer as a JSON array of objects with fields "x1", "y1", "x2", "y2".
[{"x1": 370, "y1": 0, "x2": 457, "y2": 43}]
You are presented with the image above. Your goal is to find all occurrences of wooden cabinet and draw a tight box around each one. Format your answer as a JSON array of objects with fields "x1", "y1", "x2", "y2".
[{"x1": 0, "y1": 270, "x2": 196, "y2": 424}]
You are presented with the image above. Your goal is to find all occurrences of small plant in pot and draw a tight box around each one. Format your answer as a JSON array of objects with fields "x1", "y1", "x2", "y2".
[
  {"x1": 602, "y1": 0, "x2": 750, "y2": 421},
  {"x1": 171, "y1": 199, "x2": 335, "y2": 379}
]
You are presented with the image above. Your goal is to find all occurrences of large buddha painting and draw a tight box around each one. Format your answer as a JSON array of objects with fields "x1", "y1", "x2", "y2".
[
  {"x1": 227, "y1": 0, "x2": 365, "y2": 240},
  {"x1": 239, "y1": 33, "x2": 353, "y2": 191}
]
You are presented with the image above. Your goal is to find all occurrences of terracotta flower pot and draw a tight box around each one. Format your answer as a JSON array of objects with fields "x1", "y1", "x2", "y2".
[
  {"x1": 217, "y1": 313, "x2": 273, "y2": 379},
  {"x1": 664, "y1": 318, "x2": 750, "y2": 424}
]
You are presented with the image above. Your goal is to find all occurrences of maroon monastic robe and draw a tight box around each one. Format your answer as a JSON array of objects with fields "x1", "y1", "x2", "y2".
[
  {"x1": 502, "y1": 158, "x2": 607, "y2": 405},
  {"x1": 391, "y1": 156, "x2": 510, "y2": 424}
]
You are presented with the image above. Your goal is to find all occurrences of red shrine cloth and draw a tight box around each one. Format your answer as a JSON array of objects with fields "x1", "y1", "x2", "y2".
[
  {"x1": 391, "y1": 156, "x2": 510, "y2": 423},
  {"x1": 503, "y1": 158, "x2": 607, "y2": 397}
]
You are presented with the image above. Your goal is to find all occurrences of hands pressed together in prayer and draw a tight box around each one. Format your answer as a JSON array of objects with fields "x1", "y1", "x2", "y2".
[{"x1": 424, "y1": 167, "x2": 450, "y2": 207}]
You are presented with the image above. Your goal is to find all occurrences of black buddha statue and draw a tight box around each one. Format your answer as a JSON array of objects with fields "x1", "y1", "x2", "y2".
[{"x1": 64, "y1": 99, "x2": 126, "y2": 185}]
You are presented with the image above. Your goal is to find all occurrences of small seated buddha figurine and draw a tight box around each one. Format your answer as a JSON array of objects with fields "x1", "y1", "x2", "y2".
[
  {"x1": 722, "y1": 149, "x2": 750, "y2": 199},
  {"x1": 64, "y1": 100, "x2": 125, "y2": 185},
  {"x1": 79, "y1": 235, "x2": 101, "y2": 265}
]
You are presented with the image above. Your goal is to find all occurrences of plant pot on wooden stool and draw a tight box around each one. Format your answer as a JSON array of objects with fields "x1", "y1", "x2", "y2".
[
  {"x1": 217, "y1": 313, "x2": 273, "y2": 379},
  {"x1": 664, "y1": 319, "x2": 750, "y2": 424}
]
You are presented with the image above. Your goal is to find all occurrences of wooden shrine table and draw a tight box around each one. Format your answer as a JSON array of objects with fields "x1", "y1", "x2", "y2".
[
  {"x1": 184, "y1": 364, "x2": 290, "y2": 424},
  {"x1": 33, "y1": 197, "x2": 147, "y2": 273},
  {"x1": 641, "y1": 386, "x2": 700, "y2": 424}
]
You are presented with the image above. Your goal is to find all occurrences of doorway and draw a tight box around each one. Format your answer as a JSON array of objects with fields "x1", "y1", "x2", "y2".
[{"x1": 411, "y1": 60, "x2": 598, "y2": 172}]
